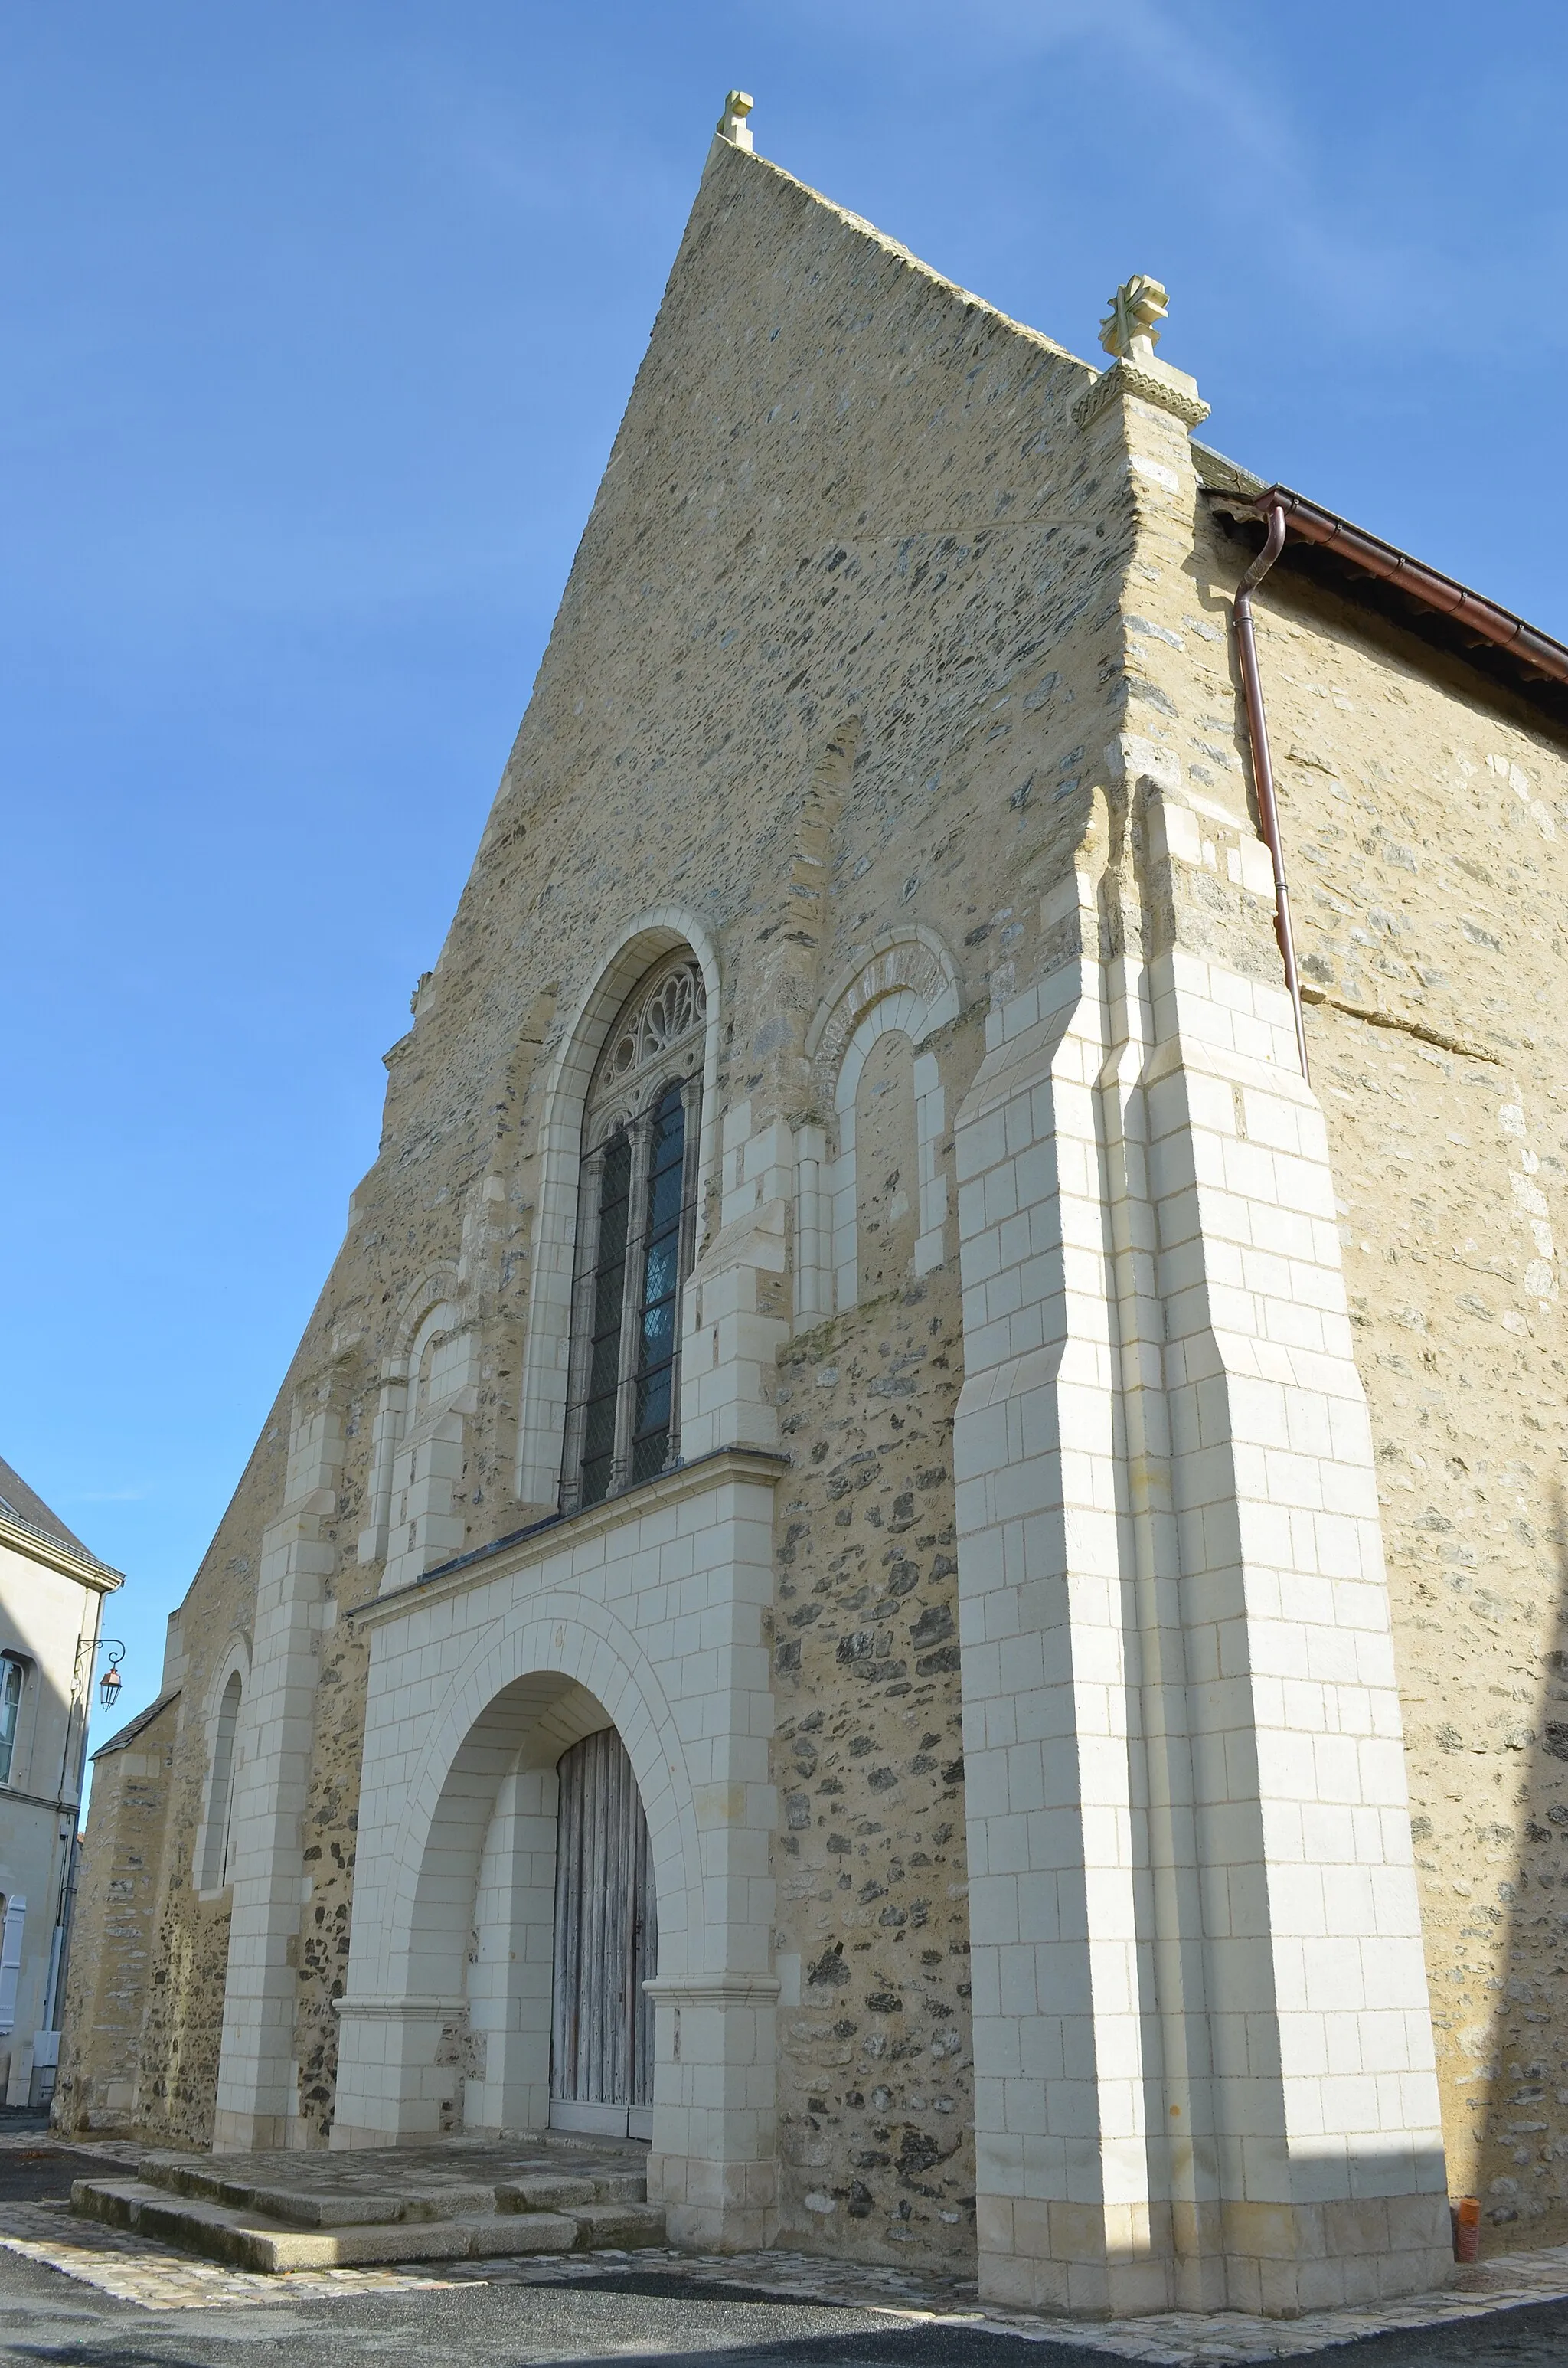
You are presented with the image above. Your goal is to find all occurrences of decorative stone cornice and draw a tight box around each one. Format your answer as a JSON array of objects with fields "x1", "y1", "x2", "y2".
[
  {"x1": 1073, "y1": 356, "x2": 1210, "y2": 433},
  {"x1": 332, "y1": 1995, "x2": 464, "y2": 2019},
  {"x1": 643, "y1": 1971, "x2": 782, "y2": 2008},
  {"x1": 352, "y1": 1444, "x2": 789, "y2": 1629},
  {"x1": 0, "y1": 1508, "x2": 122, "y2": 1592}
]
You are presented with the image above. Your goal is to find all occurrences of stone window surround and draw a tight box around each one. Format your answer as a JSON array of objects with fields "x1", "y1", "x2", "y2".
[
  {"x1": 192, "y1": 1634, "x2": 250, "y2": 1900},
  {"x1": 516, "y1": 909, "x2": 722, "y2": 1514},
  {"x1": 0, "y1": 1653, "x2": 31, "y2": 1791},
  {"x1": 560, "y1": 955, "x2": 706, "y2": 1515},
  {"x1": 795, "y1": 926, "x2": 962, "y2": 1319},
  {"x1": 357, "y1": 1268, "x2": 464, "y2": 1570}
]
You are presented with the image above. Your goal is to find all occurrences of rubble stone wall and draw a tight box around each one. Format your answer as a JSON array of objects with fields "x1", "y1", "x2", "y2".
[
  {"x1": 55, "y1": 137, "x2": 1112, "y2": 2246},
  {"x1": 55, "y1": 1694, "x2": 180, "y2": 2132},
  {"x1": 1243, "y1": 564, "x2": 1568, "y2": 2245},
  {"x1": 54, "y1": 123, "x2": 1568, "y2": 2270},
  {"x1": 769, "y1": 1011, "x2": 986, "y2": 2262}
]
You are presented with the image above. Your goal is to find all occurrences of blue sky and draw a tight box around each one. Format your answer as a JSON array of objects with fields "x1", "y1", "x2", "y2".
[{"x1": 6, "y1": 1, "x2": 1566, "y2": 1764}]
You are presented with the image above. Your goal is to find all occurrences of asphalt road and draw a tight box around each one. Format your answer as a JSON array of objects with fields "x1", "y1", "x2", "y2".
[
  {"x1": 0, "y1": 2150, "x2": 126, "y2": 2209},
  {"x1": 2, "y1": 2147, "x2": 1567, "y2": 2368}
]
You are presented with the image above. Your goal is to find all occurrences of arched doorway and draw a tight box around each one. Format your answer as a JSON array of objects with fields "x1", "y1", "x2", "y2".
[
  {"x1": 550, "y1": 1726, "x2": 658, "y2": 2141},
  {"x1": 337, "y1": 1562, "x2": 782, "y2": 2247}
]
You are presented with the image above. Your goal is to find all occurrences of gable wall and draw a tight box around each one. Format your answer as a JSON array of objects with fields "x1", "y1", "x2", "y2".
[
  {"x1": 55, "y1": 142, "x2": 1125, "y2": 2247},
  {"x1": 57, "y1": 124, "x2": 1568, "y2": 2266}
]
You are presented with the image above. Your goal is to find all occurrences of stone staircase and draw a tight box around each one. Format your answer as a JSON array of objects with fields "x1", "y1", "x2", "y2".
[{"x1": 70, "y1": 2140, "x2": 665, "y2": 2272}]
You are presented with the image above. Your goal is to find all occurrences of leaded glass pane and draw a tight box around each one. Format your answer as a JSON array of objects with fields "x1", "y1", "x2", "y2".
[
  {"x1": 643, "y1": 1236, "x2": 679, "y2": 1308},
  {"x1": 567, "y1": 956, "x2": 703, "y2": 1512},
  {"x1": 630, "y1": 1084, "x2": 685, "y2": 1484},
  {"x1": 580, "y1": 1133, "x2": 632, "y2": 1507}
]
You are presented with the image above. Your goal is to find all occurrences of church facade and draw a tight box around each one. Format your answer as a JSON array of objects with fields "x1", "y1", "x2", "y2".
[{"x1": 58, "y1": 99, "x2": 1568, "y2": 2318}]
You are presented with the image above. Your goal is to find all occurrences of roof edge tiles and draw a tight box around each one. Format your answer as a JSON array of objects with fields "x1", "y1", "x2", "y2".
[
  {"x1": 1206, "y1": 484, "x2": 1568, "y2": 719},
  {"x1": 93, "y1": 1689, "x2": 181, "y2": 1760}
]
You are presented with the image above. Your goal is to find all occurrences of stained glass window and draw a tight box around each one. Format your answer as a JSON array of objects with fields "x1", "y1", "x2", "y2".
[{"x1": 563, "y1": 959, "x2": 703, "y2": 1511}]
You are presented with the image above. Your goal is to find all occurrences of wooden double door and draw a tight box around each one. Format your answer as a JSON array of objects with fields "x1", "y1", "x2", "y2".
[{"x1": 549, "y1": 1726, "x2": 658, "y2": 2141}]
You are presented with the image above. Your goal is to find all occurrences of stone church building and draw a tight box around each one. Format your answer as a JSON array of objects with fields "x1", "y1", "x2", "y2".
[{"x1": 58, "y1": 96, "x2": 1568, "y2": 2317}]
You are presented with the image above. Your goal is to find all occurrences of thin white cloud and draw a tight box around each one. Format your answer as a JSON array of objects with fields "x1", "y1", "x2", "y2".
[{"x1": 761, "y1": 0, "x2": 1563, "y2": 367}]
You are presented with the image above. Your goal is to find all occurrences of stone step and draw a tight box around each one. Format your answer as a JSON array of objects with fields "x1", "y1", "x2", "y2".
[
  {"x1": 70, "y1": 2178, "x2": 665, "y2": 2273},
  {"x1": 131, "y1": 2151, "x2": 646, "y2": 2229},
  {"x1": 495, "y1": 2171, "x2": 647, "y2": 2216}
]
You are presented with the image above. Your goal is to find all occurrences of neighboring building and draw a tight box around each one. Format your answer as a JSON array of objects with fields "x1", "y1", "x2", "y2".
[
  {"x1": 56, "y1": 97, "x2": 1568, "y2": 2318},
  {"x1": 0, "y1": 1457, "x2": 122, "y2": 2106}
]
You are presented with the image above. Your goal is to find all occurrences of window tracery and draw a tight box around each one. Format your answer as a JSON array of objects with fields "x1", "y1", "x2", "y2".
[{"x1": 562, "y1": 957, "x2": 704, "y2": 1512}]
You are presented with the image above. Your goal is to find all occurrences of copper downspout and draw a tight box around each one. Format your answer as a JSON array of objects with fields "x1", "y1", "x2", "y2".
[{"x1": 1230, "y1": 493, "x2": 1310, "y2": 1079}]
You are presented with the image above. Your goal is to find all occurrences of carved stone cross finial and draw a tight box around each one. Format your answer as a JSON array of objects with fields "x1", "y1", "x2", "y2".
[
  {"x1": 1099, "y1": 274, "x2": 1169, "y2": 365},
  {"x1": 717, "y1": 90, "x2": 755, "y2": 151},
  {"x1": 1074, "y1": 270, "x2": 1208, "y2": 431}
]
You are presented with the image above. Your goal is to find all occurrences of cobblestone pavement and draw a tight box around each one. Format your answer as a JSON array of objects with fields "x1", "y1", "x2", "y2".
[
  {"x1": 5, "y1": 2137, "x2": 1568, "y2": 2365},
  {"x1": 2, "y1": 2243, "x2": 1568, "y2": 2368}
]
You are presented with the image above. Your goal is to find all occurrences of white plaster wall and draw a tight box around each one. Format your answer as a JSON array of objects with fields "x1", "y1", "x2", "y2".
[{"x1": 0, "y1": 1535, "x2": 108, "y2": 2103}]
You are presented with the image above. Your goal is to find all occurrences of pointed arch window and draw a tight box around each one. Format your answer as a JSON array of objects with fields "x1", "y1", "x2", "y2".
[{"x1": 563, "y1": 957, "x2": 704, "y2": 1513}]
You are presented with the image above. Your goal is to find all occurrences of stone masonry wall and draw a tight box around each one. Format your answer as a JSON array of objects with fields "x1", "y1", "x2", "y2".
[
  {"x1": 57, "y1": 137, "x2": 1120, "y2": 2232},
  {"x1": 1232, "y1": 556, "x2": 1568, "y2": 2246},
  {"x1": 110, "y1": 1434, "x2": 283, "y2": 2145},
  {"x1": 55, "y1": 1696, "x2": 179, "y2": 2133},
  {"x1": 59, "y1": 119, "x2": 1568, "y2": 2272},
  {"x1": 769, "y1": 1012, "x2": 985, "y2": 2265}
]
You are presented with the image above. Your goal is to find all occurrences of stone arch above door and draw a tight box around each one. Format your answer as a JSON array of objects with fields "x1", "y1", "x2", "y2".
[
  {"x1": 358, "y1": 1598, "x2": 698, "y2": 2005},
  {"x1": 332, "y1": 1595, "x2": 705, "y2": 2150},
  {"x1": 332, "y1": 1451, "x2": 782, "y2": 2247}
]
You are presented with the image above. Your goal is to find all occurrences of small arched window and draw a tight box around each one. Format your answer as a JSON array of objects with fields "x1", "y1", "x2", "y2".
[
  {"x1": 562, "y1": 957, "x2": 704, "y2": 1512},
  {"x1": 0, "y1": 1657, "x2": 25, "y2": 1787},
  {"x1": 200, "y1": 1670, "x2": 243, "y2": 1891}
]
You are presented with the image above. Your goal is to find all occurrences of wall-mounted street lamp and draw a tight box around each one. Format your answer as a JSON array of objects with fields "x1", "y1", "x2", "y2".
[{"x1": 97, "y1": 1641, "x2": 126, "y2": 1713}]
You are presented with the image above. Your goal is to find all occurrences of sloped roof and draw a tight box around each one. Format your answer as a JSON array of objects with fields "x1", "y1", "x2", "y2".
[
  {"x1": 92, "y1": 1689, "x2": 180, "y2": 1760},
  {"x1": 0, "y1": 1454, "x2": 104, "y2": 1564}
]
